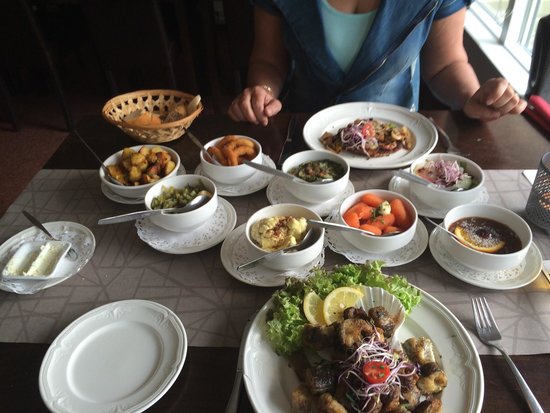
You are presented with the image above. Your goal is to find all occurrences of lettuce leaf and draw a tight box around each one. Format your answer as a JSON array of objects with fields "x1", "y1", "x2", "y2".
[{"x1": 266, "y1": 261, "x2": 421, "y2": 356}]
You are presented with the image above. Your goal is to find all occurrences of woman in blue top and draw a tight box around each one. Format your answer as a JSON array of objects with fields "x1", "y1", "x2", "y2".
[{"x1": 228, "y1": 0, "x2": 527, "y2": 125}]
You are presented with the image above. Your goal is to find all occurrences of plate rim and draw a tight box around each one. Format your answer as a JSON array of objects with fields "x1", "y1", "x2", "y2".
[
  {"x1": 243, "y1": 288, "x2": 484, "y2": 413},
  {"x1": 38, "y1": 299, "x2": 187, "y2": 413},
  {"x1": 303, "y1": 102, "x2": 438, "y2": 169},
  {"x1": 429, "y1": 227, "x2": 542, "y2": 290}
]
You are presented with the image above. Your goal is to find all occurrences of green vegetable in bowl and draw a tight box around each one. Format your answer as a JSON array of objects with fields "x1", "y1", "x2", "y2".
[
  {"x1": 151, "y1": 184, "x2": 208, "y2": 209},
  {"x1": 266, "y1": 261, "x2": 421, "y2": 356}
]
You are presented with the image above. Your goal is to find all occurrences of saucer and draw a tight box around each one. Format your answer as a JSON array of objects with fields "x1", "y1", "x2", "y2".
[
  {"x1": 194, "y1": 154, "x2": 275, "y2": 197},
  {"x1": 388, "y1": 176, "x2": 489, "y2": 219},
  {"x1": 102, "y1": 165, "x2": 187, "y2": 205},
  {"x1": 324, "y1": 211, "x2": 428, "y2": 267},
  {"x1": 135, "y1": 198, "x2": 236, "y2": 254},
  {"x1": 267, "y1": 179, "x2": 355, "y2": 217},
  {"x1": 220, "y1": 224, "x2": 325, "y2": 287},
  {"x1": 429, "y1": 227, "x2": 542, "y2": 290}
]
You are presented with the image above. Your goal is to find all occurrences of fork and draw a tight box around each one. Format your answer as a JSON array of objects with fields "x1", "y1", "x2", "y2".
[
  {"x1": 428, "y1": 117, "x2": 463, "y2": 156},
  {"x1": 472, "y1": 297, "x2": 544, "y2": 413}
]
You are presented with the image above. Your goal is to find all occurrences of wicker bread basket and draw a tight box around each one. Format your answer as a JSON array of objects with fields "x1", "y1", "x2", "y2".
[{"x1": 102, "y1": 89, "x2": 204, "y2": 143}]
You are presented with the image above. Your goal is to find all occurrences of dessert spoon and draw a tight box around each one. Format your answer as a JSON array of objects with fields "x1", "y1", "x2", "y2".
[
  {"x1": 241, "y1": 160, "x2": 333, "y2": 184},
  {"x1": 395, "y1": 170, "x2": 464, "y2": 192},
  {"x1": 307, "y1": 219, "x2": 401, "y2": 236}
]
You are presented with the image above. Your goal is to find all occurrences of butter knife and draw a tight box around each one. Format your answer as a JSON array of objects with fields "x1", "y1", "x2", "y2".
[{"x1": 225, "y1": 312, "x2": 256, "y2": 413}]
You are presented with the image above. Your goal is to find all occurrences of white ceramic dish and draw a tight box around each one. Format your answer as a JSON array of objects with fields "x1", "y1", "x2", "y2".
[
  {"x1": 200, "y1": 135, "x2": 262, "y2": 184},
  {"x1": 136, "y1": 198, "x2": 236, "y2": 254},
  {"x1": 339, "y1": 189, "x2": 418, "y2": 253},
  {"x1": 408, "y1": 153, "x2": 485, "y2": 210},
  {"x1": 267, "y1": 178, "x2": 355, "y2": 217},
  {"x1": 0, "y1": 221, "x2": 95, "y2": 295},
  {"x1": 281, "y1": 150, "x2": 350, "y2": 203},
  {"x1": 303, "y1": 102, "x2": 437, "y2": 169},
  {"x1": 2, "y1": 240, "x2": 71, "y2": 280},
  {"x1": 429, "y1": 227, "x2": 542, "y2": 290},
  {"x1": 388, "y1": 175, "x2": 489, "y2": 219},
  {"x1": 442, "y1": 204, "x2": 532, "y2": 272},
  {"x1": 144, "y1": 174, "x2": 218, "y2": 233},
  {"x1": 39, "y1": 300, "x2": 187, "y2": 413},
  {"x1": 100, "y1": 145, "x2": 181, "y2": 199},
  {"x1": 244, "y1": 204, "x2": 324, "y2": 271},
  {"x1": 194, "y1": 154, "x2": 275, "y2": 197},
  {"x1": 324, "y1": 211, "x2": 428, "y2": 267},
  {"x1": 243, "y1": 291, "x2": 484, "y2": 413},
  {"x1": 220, "y1": 224, "x2": 325, "y2": 287}
]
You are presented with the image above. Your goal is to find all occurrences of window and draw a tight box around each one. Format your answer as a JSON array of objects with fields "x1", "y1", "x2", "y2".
[{"x1": 466, "y1": 1, "x2": 550, "y2": 94}]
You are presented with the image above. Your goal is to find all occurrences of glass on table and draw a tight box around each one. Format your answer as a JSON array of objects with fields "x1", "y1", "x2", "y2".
[{"x1": 525, "y1": 152, "x2": 550, "y2": 232}]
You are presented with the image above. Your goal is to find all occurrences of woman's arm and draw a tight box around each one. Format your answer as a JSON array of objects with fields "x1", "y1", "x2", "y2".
[
  {"x1": 421, "y1": 8, "x2": 526, "y2": 120},
  {"x1": 228, "y1": 7, "x2": 289, "y2": 125}
]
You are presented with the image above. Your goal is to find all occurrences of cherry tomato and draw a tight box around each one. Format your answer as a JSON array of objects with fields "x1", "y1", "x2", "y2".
[
  {"x1": 362, "y1": 361, "x2": 390, "y2": 384},
  {"x1": 361, "y1": 121, "x2": 375, "y2": 138}
]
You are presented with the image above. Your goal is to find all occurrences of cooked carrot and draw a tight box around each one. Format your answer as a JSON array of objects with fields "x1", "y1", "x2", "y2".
[
  {"x1": 369, "y1": 213, "x2": 395, "y2": 230},
  {"x1": 361, "y1": 193, "x2": 385, "y2": 208},
  {"x1": 346, "y1": 202, "x2": 373, "y2": 220},
  {"x1": 383, "y1": 225, "x2": 401, "y2": 235},
  {"x1": 359, "y1": 223, "x2": 382, "y2": 235},
  {"x1": 343, "y1": 211, "x2": 360, "y2": 228},
  {"x1": 390, "y1": 198, "x2": 411, "y2": 228}
]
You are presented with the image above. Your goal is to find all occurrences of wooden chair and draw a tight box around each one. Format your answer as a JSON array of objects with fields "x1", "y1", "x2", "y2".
[{"x1": 526, "y1": 14, "x2": 550, "y2": 101}]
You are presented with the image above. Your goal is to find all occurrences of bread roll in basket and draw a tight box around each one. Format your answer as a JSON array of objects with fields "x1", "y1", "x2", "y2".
[{"x1": 102, "y1": 89, "x2": 203, "y2": 143}]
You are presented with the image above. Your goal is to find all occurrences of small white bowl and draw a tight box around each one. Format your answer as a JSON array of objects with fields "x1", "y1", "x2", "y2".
[
  {"x1": 244, "y1": 203, "x2": 324, "y2": 271},
  {"x1": 338, "y1": 189, "x2": 417, "y2": 253},
  {"x1": 100, "y1": 145, "x2": 180, "y2": 199},
  {"x1": 144, "y1": 175, "x2": 218, "y2": 232},
  {"x1": 282, "y1": 150, "x2": 350, "y2": 203},
  {"x1": 442, "y1": 204, "x2": 532, "y2": 272},
  {"x1": 408, "y1": 153, "x2": 485, "y2": 211},
  {"x1": 200, "y1": 135, "x2": 262, "y2": 184}
]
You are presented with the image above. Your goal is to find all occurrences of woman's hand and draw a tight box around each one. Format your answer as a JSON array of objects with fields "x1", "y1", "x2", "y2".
[
  {"x1": 228, "y1": 85, "x2": 282, "y2": 126},
  {"x1": 463, "y1": 78, "x2": 527, "y2": 121}
]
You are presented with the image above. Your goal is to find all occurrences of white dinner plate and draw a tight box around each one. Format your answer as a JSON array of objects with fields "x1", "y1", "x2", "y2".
[
  {"x1": 266, "y1": 178, "x2": 355, "y2": 217},
  {"x1": 135, "y1": 197, "x2": 237, "y2": 254},
  {"x1": 244, "y1": 291, "x2": 484, "y2": 413},
  {"x1": 429, "y1": 227, "x2": 543, "y2": 290},
  {"x1": 324, "y1": 211, "x2": 429, "y2": 267},
  {"x1": 303, "y1": 102, "x2": 438, "y2": 169},
  {"x1": 39, "y1": 300, "x2": 187, "y2": 413},
  {"x1": 0, "y1": 221, "x2": 95, "y2": 295},
  {"x1": 194, "y1": 154, "x2": 275, "y2": 197}
]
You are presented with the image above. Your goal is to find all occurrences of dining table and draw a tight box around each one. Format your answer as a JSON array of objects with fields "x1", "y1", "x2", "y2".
[{"x1": 1, "y1": 108, "x2": 549, "y2": 413}]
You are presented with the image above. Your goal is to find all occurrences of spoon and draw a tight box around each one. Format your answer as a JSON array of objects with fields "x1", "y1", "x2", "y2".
[
  {"x1": 236, "y1": 228, "x2": 315, "y2": 271},
  {"x1": 73, "y1": 129, "x2": 124, "y2": 186},
  {"x1": 241, "y1": 160, "x2": 334, "y2": 184},
  {"x1": 186, "y1": 130, "x2": 222, "y2": 166},
  {"x1": 395, "y1": 170, "x2": 464, "y2": 192},
  {"x1": 97, "y1": 191, "x2": 212, "y2": 225},
  {"x1": 307, "y1": 219, "x2": 401, "y2": 237},
  {"x1": 423, "y1": 216, "x2": 462, "y2": 241},
  {"x1": 22, "y1": 210, "x2": 79, "y2": 260}
]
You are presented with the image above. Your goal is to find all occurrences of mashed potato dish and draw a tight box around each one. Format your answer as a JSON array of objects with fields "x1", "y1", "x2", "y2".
[{"x1": 250, "y1": 216, "x2": 308, "y2": 252}]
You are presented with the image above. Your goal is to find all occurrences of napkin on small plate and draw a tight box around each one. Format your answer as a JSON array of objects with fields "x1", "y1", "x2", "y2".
[{"x1": 525, "y1": 95, "x2": 550, "y2": 135}]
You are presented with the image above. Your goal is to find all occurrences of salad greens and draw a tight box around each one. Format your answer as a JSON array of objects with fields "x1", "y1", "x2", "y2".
[{"x1": 266, "y1": 261, "x2": 421, "y2": 356}]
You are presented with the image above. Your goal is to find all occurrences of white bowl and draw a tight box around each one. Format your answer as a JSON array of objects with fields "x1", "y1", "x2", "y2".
[
  {"x1": 144, "y1": 175, "x2": 218, "y2": 232},
  {"x1": 244, "y1": 203, "x2": 324, "y2": 271},
  {"x1": 281, "y1": 150, "x2": 350, "y2": 203},
  {"x1": 200, "y1": 135, "x2": 262, "y2": 184},
  {"x1": 408, "y1": 153, "x2": 485, "y2": 211},
  {"x1": 338, "y1": 189, "x2": 417, "y2": 253},
  {"x1": 100, "y1": 145, "x2": 181, "y2": 199},
  {"x1": 442, "y1": 204, "x2": 532, "y2": 272}
]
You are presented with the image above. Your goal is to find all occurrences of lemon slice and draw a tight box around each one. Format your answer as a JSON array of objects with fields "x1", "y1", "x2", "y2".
[
  {"x1": 454, "y1": 226, "x2": 505, "y2": 253},
  {"x1": 303, "y1": 291, "x2": 325, "y2": 325},
  {"x1": 322, "y1": 287, "x2": 364, "y2": 325}
]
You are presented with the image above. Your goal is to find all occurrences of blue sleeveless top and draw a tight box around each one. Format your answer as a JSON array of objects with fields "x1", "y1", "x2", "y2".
[
  {"x1": 319, "y1": 0, "x2": 377, "y2": 73},
  {"x1": 252, "y1": 0, "x2": 473, "y2": 111}
]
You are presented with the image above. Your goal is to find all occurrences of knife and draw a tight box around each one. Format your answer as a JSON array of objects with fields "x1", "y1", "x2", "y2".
[{"x1": 225, "y1": 312, "x2": 256, "y2": 413}]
